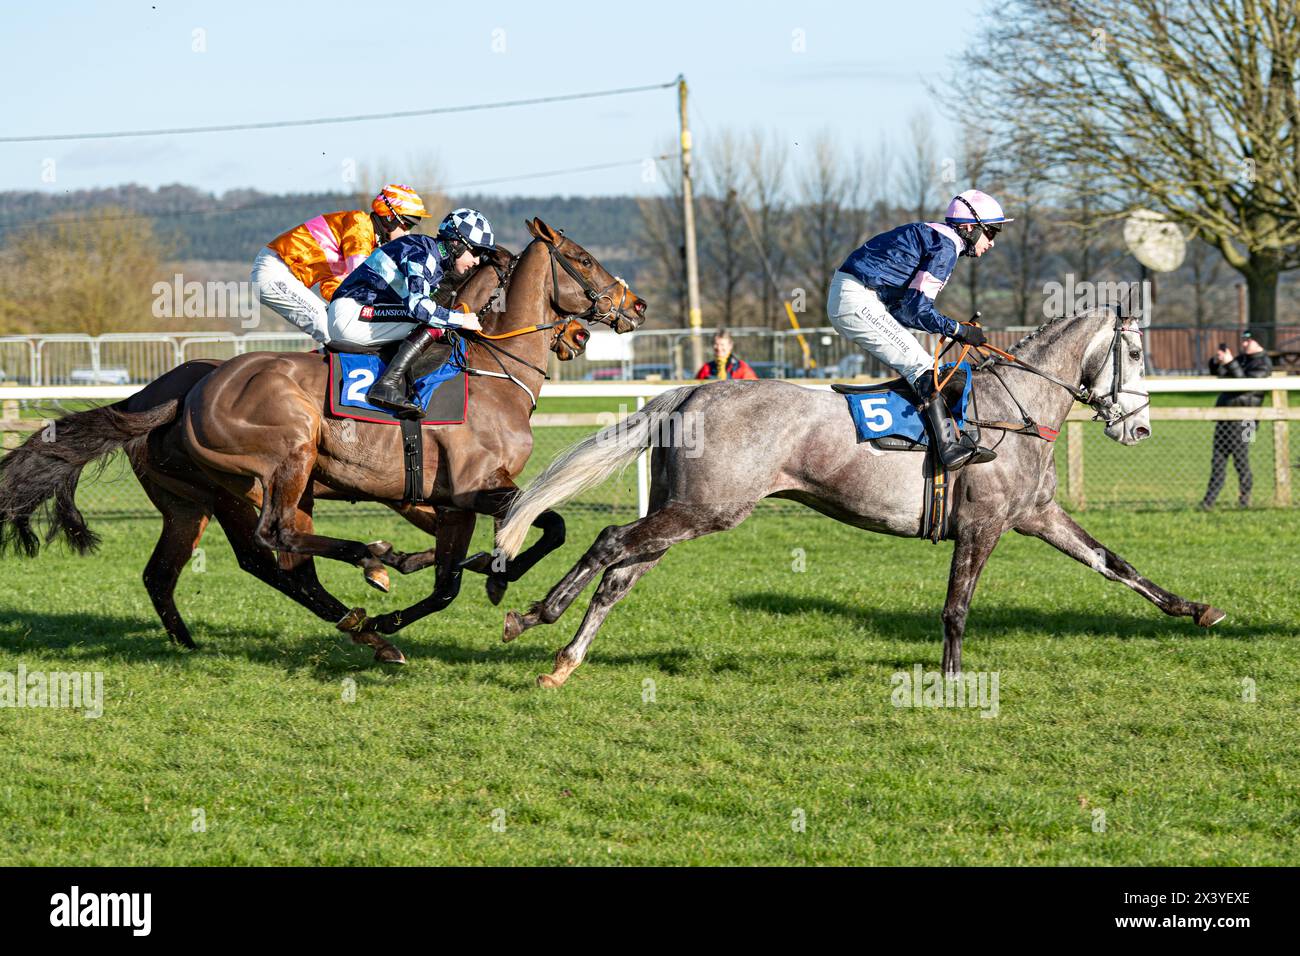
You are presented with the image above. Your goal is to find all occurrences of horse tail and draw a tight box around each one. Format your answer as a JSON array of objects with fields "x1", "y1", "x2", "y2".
[
  {"x1": 0, "y1": 399, "x2": 181, "y2": 557},
  {"x1": 496, "y1": 386, "x2": 697, "y2": 559}
]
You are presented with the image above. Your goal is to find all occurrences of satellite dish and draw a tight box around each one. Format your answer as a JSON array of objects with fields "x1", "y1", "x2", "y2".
[{"x1": 1124, "y1": 209, "x2": 1186, "y2": 272}]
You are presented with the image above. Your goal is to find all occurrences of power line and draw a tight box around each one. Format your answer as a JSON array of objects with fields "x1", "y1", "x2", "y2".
[
  {"x1": 440, "y1": 156, "x2": 669, "y2": 191},
  {"x1": 0, "y1": 80, "x2": 678, "y2": 144},
  {"x1": 0, "y1": 156, "x2": 671, "y2": 234}
]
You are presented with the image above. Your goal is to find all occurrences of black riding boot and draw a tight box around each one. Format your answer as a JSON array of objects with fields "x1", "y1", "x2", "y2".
[
  {"x1": 914, "y1": 377, "x2": 995, "y2": 469},
  {"x1": 367, "y1": 327, "x2": 437, "y2": 419}
]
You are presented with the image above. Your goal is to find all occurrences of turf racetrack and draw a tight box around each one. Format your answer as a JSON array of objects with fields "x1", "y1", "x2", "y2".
[{"x1": 0, "y1": 506, "x2": 1296, "y2": 865}]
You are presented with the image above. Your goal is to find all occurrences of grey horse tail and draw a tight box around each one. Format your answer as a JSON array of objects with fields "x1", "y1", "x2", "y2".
[
  {"x1": 0, "y1": 399, "x2": 180, "y2": 557},
  {"x1": 497, "y1": 385, "x2": 697, "y2": 558}
]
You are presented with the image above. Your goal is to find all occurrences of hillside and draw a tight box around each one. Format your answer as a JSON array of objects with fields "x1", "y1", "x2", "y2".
[{"x1": 0, "y1": 186, "x2": 651, "y2": 288}]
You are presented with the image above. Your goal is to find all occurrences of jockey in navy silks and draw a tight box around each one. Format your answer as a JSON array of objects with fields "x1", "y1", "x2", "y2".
[
  {"x1": 328, "y1": 208, "x2": 497, "y2": 418},
  {"x1": 828, "y1": 189, "x2": 1012, "y2": 468}
]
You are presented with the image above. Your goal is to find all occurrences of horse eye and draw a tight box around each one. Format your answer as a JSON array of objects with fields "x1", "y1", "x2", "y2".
[
  {"x1": 581, "y1": 257, "x2": 592, "y2": 267},
  {"x1": 1129, "y1": 349, "x2": 1140, "y2": 360}
]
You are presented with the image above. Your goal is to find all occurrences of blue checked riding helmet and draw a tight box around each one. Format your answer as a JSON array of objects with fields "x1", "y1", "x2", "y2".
[
  {"x1": 437, "y1": 208, "x2": 496, "y2": 260},
  {"x1": 943, "y1": 189, "x2": 1013, "y2": 257}
]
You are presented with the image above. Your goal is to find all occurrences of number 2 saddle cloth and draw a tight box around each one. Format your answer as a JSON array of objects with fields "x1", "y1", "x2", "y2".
[{"x1": 325, "y1": 334, "x2": 468, "y2": 426}]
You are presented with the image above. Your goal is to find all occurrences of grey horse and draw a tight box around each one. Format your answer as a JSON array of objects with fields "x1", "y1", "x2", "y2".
[{"x1": 496, "y1": 307, "x2": 1226, "y2": 687}]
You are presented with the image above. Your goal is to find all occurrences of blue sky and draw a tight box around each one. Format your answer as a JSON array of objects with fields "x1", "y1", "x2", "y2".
[{"x1": 2, "y1": 1, "x2": 986, "y2": 198}]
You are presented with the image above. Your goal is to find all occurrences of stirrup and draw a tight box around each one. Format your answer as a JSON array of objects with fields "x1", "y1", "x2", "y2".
[
  {"x1": 367, "y1": 383, "x2": 423, "y2": 419},
  {"x1": 943, "y1": 436, "x2": 995, "y2": 467}
]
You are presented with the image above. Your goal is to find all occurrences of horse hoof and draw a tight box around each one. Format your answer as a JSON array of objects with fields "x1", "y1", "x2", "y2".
[
  {"x1": 336, "y1": 607, "x2": 369, "y2": 633},
  {"x1": 375, "y1": 644, "x2": 407, "y2": 665},
  {"x1": 536, "y1": 673, "x2": 563, "y2": 689},
  {"x1": 365, "y1": 567, "x2": 391, "y2": 593},
  {"x1": 1197, "y1": 605, "x2": 1226, "y2": 627},
  {"x1": 503, "y1": 610, "x2": 523, "y2": 643},
  {"x1": 486, "y1": 576, "x2": 508, "y2": 606}
]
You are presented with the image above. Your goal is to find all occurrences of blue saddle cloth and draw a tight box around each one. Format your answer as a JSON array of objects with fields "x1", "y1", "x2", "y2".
[
  {"x1": 333, "y1": 337, "x2": 465, "y2": 417},
  {"x1": 845, "y1": 362, "x2": 972, "y2": 445}
]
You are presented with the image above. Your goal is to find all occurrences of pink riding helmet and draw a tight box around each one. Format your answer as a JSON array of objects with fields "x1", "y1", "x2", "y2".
[{"x1": 944, "y1": 189, "x2": 1014, "y2": 225}]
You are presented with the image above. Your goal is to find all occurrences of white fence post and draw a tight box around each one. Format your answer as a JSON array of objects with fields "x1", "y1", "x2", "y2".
[{"x1": 636, "y1": 395, "x2": 649, "y2": 518}]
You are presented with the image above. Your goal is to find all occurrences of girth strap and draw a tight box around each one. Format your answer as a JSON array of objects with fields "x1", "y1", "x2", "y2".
[{"x1": 400, "y1": 418, "x2": 423, "y2": 505}]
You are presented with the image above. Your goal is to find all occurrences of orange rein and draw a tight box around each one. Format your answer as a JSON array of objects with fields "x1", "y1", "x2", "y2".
[
  {"x1": 449, "y1": 303, "x2": 561, "y2": 341},
  {"x1": 932, "y1": 321, "x2": 1019, "y2": 392},
  {"x1": 470, "y1": 322, "x2": 559, "y2": 341}
]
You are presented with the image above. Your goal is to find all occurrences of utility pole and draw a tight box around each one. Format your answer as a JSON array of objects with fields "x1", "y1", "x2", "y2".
[{"x1": 678, "y1": 74, "x2": 704, "y2": 373}]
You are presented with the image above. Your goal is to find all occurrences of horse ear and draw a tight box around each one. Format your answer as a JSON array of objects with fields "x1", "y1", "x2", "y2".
[{"x1": 527, "y1": 218, "x2": 562, "y2": 243}]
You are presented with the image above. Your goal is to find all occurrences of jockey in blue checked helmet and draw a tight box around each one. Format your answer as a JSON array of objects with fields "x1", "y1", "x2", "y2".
[
  {"x1": 436, "y1": 207, "x2": 498, "y2": 278},
  {"x1": 327, "y1": 206, "x2": 497, "y2": 418},
  {"x1": 827, "y1": 189, "x2": 1013, "y2": 469}
]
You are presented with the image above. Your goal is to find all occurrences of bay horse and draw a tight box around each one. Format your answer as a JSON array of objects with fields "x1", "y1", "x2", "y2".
[
  {"x1": 0, "y1": 251, "x2": 513, "y2": 656},
  {"x1": 495, "y1": 307, "x2": 1225, "y2": 686},
  {"x1": 0, "y1": 219, "x2": 646, "y2": 662},
  {"x1": 117, "y1": 246, "x2": 515, "y2": 656}
]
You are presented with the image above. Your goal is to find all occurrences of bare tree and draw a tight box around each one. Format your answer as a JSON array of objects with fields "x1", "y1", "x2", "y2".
[
  {"x1": 355, "y1": 154, "x2": 448, "y2": 228},
  {"x1": 958, "y1": 125, "x2": 992, "y2": 316},
  {"x1": 744, "y1": 129, "x2": 790, "y2": 328},
  {"x1": 988, "y1": 167, "x2": 1050, "y2": 326},
  {"x1": 0, "y1": 208, "x2": 173, "y2": 336},
  {"x1": 636, "y1": 144, "x2": 687, "y2": 326},
  {"x1": 960, "y1": 0, "x2": 1300, "y2": 347},
  {"x1": 859, "y1": 141, "x2": 895, "y2": 238},
  {"x1": 1188, "y1": 235, "x2": 1227, "y2": 330},
  {"x1": 793, "y1": 132, "x2": 862, "y2": 317},
  {"x1": 700, "y1": 130, "x2": 751, "y2": 327},
  {"x1": 897, "y1": 110, "x2": 940, "y2": 222}
]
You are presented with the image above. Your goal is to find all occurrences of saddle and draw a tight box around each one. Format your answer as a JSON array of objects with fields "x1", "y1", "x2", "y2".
[
  {"x1": 836, "y1": 364, "x2": 978, "y2": 543},
  {"x1": 324, "y1": 334, "x2": 469, "y2": 507},
  {"x1": 326, "y1": 329, "x2": 467, "y2": 427},
  {"x1": 832, "y1": 371, "x2": 967, "y2": 405},
  {"x1": 835, "y1": 366, "x2": 978, "y2": 451}
]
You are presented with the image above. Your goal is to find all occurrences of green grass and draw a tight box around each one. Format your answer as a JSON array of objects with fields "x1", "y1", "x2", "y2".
[{"x1": 1, "y1": 503, "x2": 1296, "y2": 865}]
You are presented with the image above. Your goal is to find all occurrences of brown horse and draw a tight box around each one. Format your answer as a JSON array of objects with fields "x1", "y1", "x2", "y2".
[
  {"x1": 120, "y1": 247, "x2": 516, "y2": 658},
  {"x1": 0, "y1": 219, "x2": 646, "y2": 662},
  {"x1": 178, "y1": 218, "x2": 644, "y2": 655}
]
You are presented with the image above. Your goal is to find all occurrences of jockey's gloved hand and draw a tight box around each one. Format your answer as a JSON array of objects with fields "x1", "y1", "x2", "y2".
[
  {"x1": 954, "y1": 323, "x2": 987, "y2": 348},
  {"x1": 449, "y1": 312, "x2": 483, "y2": 332}
]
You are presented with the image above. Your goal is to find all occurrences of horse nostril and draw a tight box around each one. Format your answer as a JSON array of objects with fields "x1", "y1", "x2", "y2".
[
  {"x1": 634, "y1": 300, "x2": 646, "y2": 316},
  {"x1": 1134, "y1": 426, "x2": 1150, "y2": 440}
]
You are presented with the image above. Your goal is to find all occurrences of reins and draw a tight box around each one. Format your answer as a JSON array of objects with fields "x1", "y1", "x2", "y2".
[
  {"x1": 931, "y1": 311, "x2": 1149, "y2": 442},
  {"x1": 452, "y1": 237, "x2": 634, "y2": 400}
]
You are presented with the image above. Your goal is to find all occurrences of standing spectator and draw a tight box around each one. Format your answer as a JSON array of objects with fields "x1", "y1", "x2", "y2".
[
  {"x1": 696, "y1": 329, "x2": 758, "y2": 380},
  {"x1": 1201, "y1": 329, "x2": 1273, "y2": 509}
]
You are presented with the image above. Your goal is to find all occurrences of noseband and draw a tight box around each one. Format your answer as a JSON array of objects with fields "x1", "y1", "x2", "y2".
[
  {"x1": 1080, "y1": 318, "x2": 1150, "y2": 427},
  {"x1": 540, "y1": 236, "x2": 639, "y2": 329}
]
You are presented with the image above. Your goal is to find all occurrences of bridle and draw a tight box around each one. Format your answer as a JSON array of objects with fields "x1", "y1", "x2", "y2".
[
  {"x1": 451, "y1": 238, "x2": 639, "y2": 403},
  {"x1": 464, "y1": 237, "x2": 637, "y2": 351},
  {"x1": 1085, "y1": 314, "x2": 1151, "y2": 427},
  {"x1": 944, "y1": 312, "x2": 1150, "y2": 440},
  {"x1": 539, "y1": 234, "x2": 639, "y2": 329}
]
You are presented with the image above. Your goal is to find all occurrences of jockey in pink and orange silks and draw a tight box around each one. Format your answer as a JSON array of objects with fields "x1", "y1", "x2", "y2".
[{"x1": 250, "y1": 184, "x2": 431, "y2": 346}]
